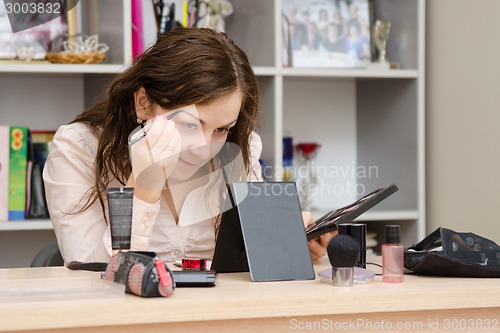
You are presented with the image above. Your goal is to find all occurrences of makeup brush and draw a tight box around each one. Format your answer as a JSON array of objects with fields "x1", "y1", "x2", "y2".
[{"x1": 327, "y1": 234, "x2": 359, "y2": 287}]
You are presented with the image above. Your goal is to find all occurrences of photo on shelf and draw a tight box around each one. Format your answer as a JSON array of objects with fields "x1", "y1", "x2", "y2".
[{"x1": 282, "y1": 0, "x2": 372, "y2": 68}]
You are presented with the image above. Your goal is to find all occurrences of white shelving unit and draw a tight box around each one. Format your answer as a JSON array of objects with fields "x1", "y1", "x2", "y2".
[
  {"x1": 0, "y1": 0, "x2": 132, "y2": 267},
  {"x1": 225, "y1": 0, "x2": 426, "y2": 248},
  {"x1": 1, "y1": 0, "x2": 425, "y2": 267}
]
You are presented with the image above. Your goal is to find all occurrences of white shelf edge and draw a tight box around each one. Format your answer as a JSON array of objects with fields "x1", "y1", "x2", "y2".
[
  {"x1": 0, "y1": 63, "x2": 129, "y2": 74},
  {"x1": 311, "y1": 209, "x2": 419, "y2": 222},
  {"x1": 252, "y1": 66, "x2": 418, "y2": 78},
  {"x1": 355, "y1": 210, "x2": 419, "y2": 221},
  {"x1": 280, "y1": 67, "x2": 419, "y2": 78},
  {"x1": 252, "y1": 66, "x2": 279, "y2": 76},
  {"x1": 0, "y1": 210, "x2": 421, "y2": 231},
  {"x1": 0, "y1": 220, "x2": 53, "y2": 231},
  {"x1": 1, "y1": 64, "x2": 418, "y2": 78}
]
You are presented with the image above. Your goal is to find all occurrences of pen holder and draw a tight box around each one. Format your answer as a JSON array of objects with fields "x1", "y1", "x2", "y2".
[{"x1": 338, "y1": 223, "x2": 366, "y2": 268}]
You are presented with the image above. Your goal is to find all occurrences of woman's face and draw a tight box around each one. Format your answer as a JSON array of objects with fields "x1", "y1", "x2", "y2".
[{"x1": 153, "y1": 90, "x2": 242, "y2": 181}]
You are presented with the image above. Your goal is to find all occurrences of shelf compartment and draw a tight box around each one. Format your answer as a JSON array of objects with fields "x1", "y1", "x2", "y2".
[{"x1": 282, "y1": 76, "x2": 358, "y2": 208}]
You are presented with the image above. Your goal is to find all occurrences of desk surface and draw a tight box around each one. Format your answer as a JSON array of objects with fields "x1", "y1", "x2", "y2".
[{"x1": 1, "y1": 258, "x2": 500, "y2": 333}]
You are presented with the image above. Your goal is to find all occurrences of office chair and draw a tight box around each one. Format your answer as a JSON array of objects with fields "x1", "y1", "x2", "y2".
[{"x1": 30, "y1": 240, "x2": 64, "y2": 267}]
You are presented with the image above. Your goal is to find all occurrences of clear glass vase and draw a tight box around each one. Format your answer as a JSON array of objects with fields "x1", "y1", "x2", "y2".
[{"x1": 295, "y1": 143, "x2": 321, "y2": 211}]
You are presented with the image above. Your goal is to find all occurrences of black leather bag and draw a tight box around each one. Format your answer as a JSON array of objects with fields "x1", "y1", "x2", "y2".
[{"x1": 404, "y1": 227, "x2": 500, "y2": 278}]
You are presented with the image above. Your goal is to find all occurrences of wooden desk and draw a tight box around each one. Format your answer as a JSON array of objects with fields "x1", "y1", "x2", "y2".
[{"x1": 1, "y1": 258, "x2": 499, "y2": 333}]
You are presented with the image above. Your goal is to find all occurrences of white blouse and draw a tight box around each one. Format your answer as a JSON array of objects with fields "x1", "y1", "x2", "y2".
[{"x1": 43, "y1": 122, "x2": 263, "y2": 263}]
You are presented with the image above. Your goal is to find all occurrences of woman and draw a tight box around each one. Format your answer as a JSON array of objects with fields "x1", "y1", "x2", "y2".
[{"x1": 43, "y1": 28, "x2": 332, "y2": 264}]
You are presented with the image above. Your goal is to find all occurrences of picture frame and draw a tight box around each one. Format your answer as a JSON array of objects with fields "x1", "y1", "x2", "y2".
[{"x1": 282, "y1": 0, "x2": 372, "y2": 68}]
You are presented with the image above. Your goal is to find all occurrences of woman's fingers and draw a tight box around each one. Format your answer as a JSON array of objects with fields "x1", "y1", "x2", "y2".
[
  {"x1": 308, "y1": 239, "x2": 325, "y2": 261},
  {"x1": 129, "y1": 115, "x2": 181, "y2": 187},
  {"x1": 148, "y1": 120, "x2": 180, "y2": 159},
  {"x1": 302, "y1": 211, "x2": 313, "y2": 228}
]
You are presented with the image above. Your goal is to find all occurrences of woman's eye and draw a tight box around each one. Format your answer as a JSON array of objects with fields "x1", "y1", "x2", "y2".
[
  {"x1": 181, "y1": 122, "x2": 199, "y2": 130},
  {"x1": 215, "y1": 127, "x2": 230, "y2": 135}
]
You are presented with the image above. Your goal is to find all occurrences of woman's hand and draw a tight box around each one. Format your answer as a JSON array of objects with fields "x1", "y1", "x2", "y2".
[
  {"x1": 302, "y1": 211, "x2": 338, "y2": 261},
  {"x1": 129, "y1": 114, "x2": 181, "y2": 192}
]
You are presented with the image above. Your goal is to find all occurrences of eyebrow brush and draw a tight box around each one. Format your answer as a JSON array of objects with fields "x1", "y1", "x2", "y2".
[{"x1": 128, "y1": 110, "x2": 181, "y2": 146}]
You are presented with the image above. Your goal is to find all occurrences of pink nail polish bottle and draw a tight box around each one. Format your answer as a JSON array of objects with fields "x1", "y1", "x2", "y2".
[{"x1": 382, "y1": 225, "x2": 404, "y2": 283}]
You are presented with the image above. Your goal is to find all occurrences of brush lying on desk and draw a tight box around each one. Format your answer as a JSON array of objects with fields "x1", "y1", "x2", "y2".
[{"x1": 327, "y1": 235, "x2": 359, "y2": 287}]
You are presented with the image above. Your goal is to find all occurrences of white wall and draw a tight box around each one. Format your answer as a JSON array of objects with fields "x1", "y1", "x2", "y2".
[{"x1": 426, "y1": 0, "x2": 500, "y2": 242}]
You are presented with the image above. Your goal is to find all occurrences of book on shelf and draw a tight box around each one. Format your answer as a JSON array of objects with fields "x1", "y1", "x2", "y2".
[
  {"x1": 0, "y1": 126, "x2": 9, "y2": 222},
  {"x1": 1, "y1": 126, "x2": 54, "y2": 222},
  {"x1": 7, "y1": 126, "x2": 28, "y2": 220},
  {"x1": 131, "y1": 0, "x2": 145, "y2": 59},
  {"x1": 25, "y1": 131, "x2": 51, "y2": 219},
  {"x1": 30, "y1": 130, "x2": 55, "y2": 145}
]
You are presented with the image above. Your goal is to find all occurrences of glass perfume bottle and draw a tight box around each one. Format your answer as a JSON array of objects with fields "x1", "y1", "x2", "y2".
[{"x1": 382, "y1": 225, "x2": 404, "y2": 283}]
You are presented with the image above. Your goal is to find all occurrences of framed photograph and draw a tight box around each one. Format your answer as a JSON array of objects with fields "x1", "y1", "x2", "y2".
[{"x1": 282, "y1": 0, "x2": 372, "y2": 68}]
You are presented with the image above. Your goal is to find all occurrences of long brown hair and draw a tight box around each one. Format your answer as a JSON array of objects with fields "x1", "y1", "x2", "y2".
[{"x1": 72, "y1": 28, "x2": 260, "y2": 221}]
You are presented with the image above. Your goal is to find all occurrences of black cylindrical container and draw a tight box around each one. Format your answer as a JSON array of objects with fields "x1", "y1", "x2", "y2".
[
  {"x1": 337, "y1": 223, "x2": 352, "y2": 236},
  {"x1": 350, "y1": 223, "x2": 367, "y2": 268},
  {"x1": 337, "y1": 223, "x2": 366, "y2": 268}
]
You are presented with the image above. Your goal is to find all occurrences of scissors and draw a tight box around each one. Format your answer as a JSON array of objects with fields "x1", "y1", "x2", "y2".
[{"x1": 188, "y1": 0, "x2": 210, "y2": 27}]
